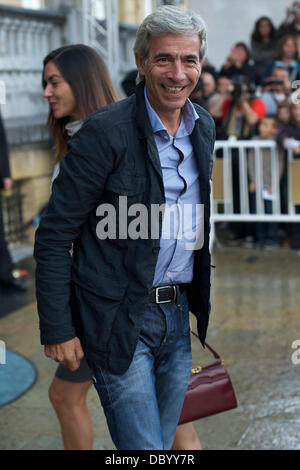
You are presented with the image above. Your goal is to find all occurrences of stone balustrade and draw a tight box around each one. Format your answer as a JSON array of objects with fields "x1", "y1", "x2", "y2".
[
  {"x1": 0, "y1": 4, "x2": 66, "y2": 147},
  {"x1": 0, "y1": 2, "x2": 139, "y2": 227}
]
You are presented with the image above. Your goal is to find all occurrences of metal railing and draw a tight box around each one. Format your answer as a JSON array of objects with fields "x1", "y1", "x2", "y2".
[
  {"x1": 1, "y1": 188, "x2": 26, "y2": 246},
  {"x1": 210, "y1": 140, "x2": 300, "y2": 248}
]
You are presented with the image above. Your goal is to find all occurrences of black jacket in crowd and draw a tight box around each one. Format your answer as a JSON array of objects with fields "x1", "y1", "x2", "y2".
[{"x1": 34, "y1": 81, "x2": 216, "y2": 375}]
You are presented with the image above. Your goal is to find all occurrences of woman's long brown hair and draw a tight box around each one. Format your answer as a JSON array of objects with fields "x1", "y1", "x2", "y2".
[
  {"x1": 274, "y1": 35, "x2": 299, "y2": 61},
  {"x1": 42, "y1": 44, "x2": 119, "y2": 163}
]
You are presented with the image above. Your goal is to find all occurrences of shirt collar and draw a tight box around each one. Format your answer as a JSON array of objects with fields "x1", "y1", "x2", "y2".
[{"x1": 144, "y1": 85, "x2": 198, "y2": 137}]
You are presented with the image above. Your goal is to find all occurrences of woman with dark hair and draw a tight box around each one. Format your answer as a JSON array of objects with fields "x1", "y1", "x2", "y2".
[
  {"x1": 262, "y1": 34, "x2": 300, "y2": 83},
  {"x1": 219, "y1": 42, "x2": 256, "y2": 85},
  {"x1": 43, "y1": 44, "x2": 118, "y2": 176},
  {"x1": 42, "y1": 44, "x2": 118, "y2": 450},
  {"x1": 250, "y1": 16, "x2": 277, "y2": 84}
]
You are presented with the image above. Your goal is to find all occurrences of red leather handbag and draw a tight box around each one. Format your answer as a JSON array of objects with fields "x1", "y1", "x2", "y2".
[{"x1": 178, "y1": 333, "x2": 238, "y2": 425}]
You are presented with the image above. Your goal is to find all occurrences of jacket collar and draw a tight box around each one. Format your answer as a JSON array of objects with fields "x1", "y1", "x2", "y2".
[{"x1": 135, "y1": 80, "x2": 155, "y2": 139}]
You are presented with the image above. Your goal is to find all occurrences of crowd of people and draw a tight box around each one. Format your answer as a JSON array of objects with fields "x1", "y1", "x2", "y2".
[
  {"x1": 189, "y1": 4, "x2": 300, "y2": 249},
  {"x1": 120, "y1": 5, "x2": 300, "y2": 250}
]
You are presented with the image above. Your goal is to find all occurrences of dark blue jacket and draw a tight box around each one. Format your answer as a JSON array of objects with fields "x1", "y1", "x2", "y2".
[{"x1": 34, "y1": 82, "x2": 215, "y2": 374}]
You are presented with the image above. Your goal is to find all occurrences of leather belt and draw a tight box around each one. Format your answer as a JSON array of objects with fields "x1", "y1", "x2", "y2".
[{"x1": 149, "y1": 284, "x2": 186, "y2": 304}]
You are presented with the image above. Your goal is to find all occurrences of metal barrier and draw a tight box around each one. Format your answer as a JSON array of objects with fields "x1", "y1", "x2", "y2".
[
  {"x1": 1, "y1": 188, "x2": 26, "y2": 246},
  {"x1": 210, "y1": 140, "x2": 300, "y2": 249}
]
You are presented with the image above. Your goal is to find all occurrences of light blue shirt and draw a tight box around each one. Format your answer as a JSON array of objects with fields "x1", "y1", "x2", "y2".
[{"x1": 144, "y1": 86, "x2": 202, "y2": 287}]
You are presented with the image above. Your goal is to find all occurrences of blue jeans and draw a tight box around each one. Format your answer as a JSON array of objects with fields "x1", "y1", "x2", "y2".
[{"x1": 90, "y1": 287, "x2": 192, "y2": 450}]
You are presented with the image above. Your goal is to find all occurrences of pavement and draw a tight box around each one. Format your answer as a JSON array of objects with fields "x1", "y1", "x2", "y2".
[{"x1": 1, "y1": 240, "x2": 300, "y2": 450}]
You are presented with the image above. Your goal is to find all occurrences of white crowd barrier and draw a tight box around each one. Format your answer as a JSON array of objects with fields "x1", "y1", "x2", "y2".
[{"x1": 210, "y1": 140, "x2": 300, "y2": 249}]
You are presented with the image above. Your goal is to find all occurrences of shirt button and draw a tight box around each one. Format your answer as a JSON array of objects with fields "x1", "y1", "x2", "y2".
[{"x1": 166, "y1": 271, "x2": 171, "y2": 277}]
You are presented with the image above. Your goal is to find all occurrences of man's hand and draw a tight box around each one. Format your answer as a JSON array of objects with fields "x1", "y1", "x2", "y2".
[
  {"x1": 44, "y1": 337, "x2": 84, "y2": 371},
  {"x1": 293, "y1": 145, "x2": 300, "y2": 155}
]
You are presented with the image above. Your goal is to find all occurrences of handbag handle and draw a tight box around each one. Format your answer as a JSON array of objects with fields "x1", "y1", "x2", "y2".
[{"x1": 191, "y1": 330, "x2": 222, "y2": 361}]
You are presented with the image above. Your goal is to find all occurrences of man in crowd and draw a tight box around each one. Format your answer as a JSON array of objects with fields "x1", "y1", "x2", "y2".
[
  {"x1": 34, "y1": 5, "x2": 215, "y2": 450},
  {"x1": 262, "y1": 67, "x2": 292, "y2": 115}
]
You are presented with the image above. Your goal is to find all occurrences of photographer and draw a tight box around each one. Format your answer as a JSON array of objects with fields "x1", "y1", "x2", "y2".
[
  {"x1": 261, "y1": 66, "x2": 292, "y2": 114},
  {"x1": 210, "y1": 76, "x2": 266, "y2": 244},
  {"x1": 220, "y1": 42, "x2": 256, "y2": 85},
  {"x1": 278, "y1": 2, "x2": 300, "y2": 55},
  {"x1": 210, "y1": 75, "x2": 266, "y2": 140}
]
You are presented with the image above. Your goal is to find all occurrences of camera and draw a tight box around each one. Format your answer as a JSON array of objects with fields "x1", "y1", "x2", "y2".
[
  {"x1": 230, "y1": 75, "x2": 253, "y2": 100},
  {"x1": 262, "y1": 79, "x2": 284, "y2": 88}
]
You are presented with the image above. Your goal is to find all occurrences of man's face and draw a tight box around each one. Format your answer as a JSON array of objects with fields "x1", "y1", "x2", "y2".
[
  {"x1": 135, "y1": 33, "x2": 201, "y2": 118},
  {"x1": 272, "y1": 69, "x2": 289, "y2": 93},
  {"x1": 258, "y1": 118, "x2": 277, "y2": 139}
]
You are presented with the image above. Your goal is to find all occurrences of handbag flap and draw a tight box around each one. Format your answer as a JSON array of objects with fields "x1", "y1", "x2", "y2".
[{"x1": 188, "y1": 363, "x2": 230, "y2": 391}]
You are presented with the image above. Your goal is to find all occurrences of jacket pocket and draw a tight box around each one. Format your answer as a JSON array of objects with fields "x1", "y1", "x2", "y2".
[{"x1": 73, "y1": 282, "x2": 123, "y2": 353}]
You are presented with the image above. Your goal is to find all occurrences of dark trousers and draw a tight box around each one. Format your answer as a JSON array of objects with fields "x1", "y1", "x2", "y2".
[
  {"x1": 0, "y1": 197, "x2": 13, "y2": 281},
  {"x1": 230, "y1": 149, "x2": 255, "y2": 239},
  {"x1": 250, "y1": 193, "x2": 279, "y2": 245}
]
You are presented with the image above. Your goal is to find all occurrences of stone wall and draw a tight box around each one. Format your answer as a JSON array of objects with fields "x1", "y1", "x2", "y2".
[
  {"x1": 0, "y1": 4, "x2": 65, "y2": 229},
  {"x1": 9, "y1": 147, "x2": 53, "y2": 224}
]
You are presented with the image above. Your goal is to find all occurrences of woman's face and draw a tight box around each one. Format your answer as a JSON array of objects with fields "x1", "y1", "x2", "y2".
[
  {"x1": 282, "y1": 38, "x2": 297, "y2": 60},
  {"x1": 258, "y1": 19, "x2": 271, "y2": 37},
  {"x1": 231, "y1": 45, "x2": 248, "y2": 63},
  {"x1": 43, "y1": 60, "x2": 80, "y2": 120},
  {"x1": 277, "y1": 107, "x2": 291, "y2": 124}
]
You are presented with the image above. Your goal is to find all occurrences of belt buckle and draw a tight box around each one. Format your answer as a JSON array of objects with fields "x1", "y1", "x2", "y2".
[{"x1": 155, "y1": 285, "x2": 176, "y2": 304}]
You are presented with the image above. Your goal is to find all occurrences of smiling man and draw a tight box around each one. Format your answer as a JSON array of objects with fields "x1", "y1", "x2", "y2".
[
  {"x1": 34, "y1": 5, "x2": 215, "y2": 450},
  {"x1": 135, "y1": 32, "x2": 202, "y2": 134}
]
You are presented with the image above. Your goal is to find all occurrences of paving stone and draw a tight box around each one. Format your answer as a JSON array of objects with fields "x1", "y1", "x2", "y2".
[{"x1": 0, "y1": 247, "x2": 299, "y2": 450}]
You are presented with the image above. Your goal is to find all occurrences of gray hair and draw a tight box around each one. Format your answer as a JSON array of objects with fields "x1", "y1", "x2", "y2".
[{"x1": 134, "y1": 5, "x2": 207, "y2": 82}]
